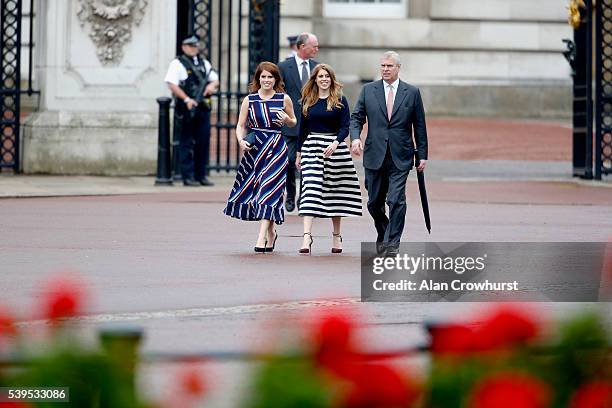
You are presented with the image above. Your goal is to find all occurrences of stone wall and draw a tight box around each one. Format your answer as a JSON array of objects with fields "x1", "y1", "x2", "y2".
[
  {"x1": 280, "y1": 0, "x2": 572, "y2": 118},
  {"x1": 22, "y1": 0, "x2": 176, "y2": 175}
]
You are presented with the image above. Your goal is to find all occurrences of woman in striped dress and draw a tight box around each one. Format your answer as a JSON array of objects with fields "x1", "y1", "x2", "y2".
[
  {"x1": 296, "y1": 64, "x2": 362, "y2": 254},
  {"x1": 224, "y1": 62, "x2": 297, "y2": 252}
]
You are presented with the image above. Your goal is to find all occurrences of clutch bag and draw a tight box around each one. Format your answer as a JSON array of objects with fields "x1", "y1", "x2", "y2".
[{"x1": 244, "y1": 132, "x2": 257, "y2": 147}]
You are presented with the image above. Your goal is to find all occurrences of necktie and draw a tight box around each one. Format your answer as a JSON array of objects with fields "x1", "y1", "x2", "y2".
[
  {"x1": 301, "y1": 61, "x2": 309, "y2": 87},
  {"x1": 386, "y1": 84, "x2": 394, "y2": 120}
]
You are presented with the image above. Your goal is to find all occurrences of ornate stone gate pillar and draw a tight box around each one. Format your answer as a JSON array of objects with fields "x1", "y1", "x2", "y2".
[{"x1": 22, "y1": 0, "x2": 177, "y2": 174}]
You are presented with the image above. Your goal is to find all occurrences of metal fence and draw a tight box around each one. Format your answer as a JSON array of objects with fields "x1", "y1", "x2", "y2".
[
  {"x1": 0, "y1": 0, "x2": 38, "y2": 173},
  {"x1": 0, "y1": 0, "x2": 22, "y2": 173},
  {"x1": 595, "y1": 0, "x2": 612, "y2": 177},
  {"x1": 567, "y1": 0, "x2": 611, "y2": 179},
  {"x1": 174, "y1": 0, "x2": 280, "y2": 175}
]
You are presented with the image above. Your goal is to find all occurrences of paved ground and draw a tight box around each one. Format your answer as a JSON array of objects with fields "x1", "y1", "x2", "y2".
[{"x1": 1, "y1": 117, "x2": 611, "y2": 407}]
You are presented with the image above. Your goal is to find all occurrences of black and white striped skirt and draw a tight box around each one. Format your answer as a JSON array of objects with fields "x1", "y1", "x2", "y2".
[{"x1": 298, "y1": 133, "x2": 363, "y2": 218}]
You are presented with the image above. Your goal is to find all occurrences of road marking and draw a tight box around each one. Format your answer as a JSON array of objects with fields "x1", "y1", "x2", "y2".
[{"x1": 17, "y1": 297, "x2": 360, "y2": 326}]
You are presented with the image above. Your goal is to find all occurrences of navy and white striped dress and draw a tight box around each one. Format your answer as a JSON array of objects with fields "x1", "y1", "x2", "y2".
[
  {"x1": 298, "y1": 96, "x2": 362, "y2": 218},
  {"x1": 224, "y1": 93, "x2": 288, "y2": 224}
]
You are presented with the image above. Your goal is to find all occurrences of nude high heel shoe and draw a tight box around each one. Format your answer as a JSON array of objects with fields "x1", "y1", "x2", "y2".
[
  {"x1": 299, "y1": 232, "x2": 313, "y2": 255},
  {"x1": 331, "y1": 233, "x2": 343, "y2": 254}
]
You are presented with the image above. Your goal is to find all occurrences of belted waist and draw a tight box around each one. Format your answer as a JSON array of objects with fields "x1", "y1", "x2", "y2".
[
  {"x1": 250, "y1": 127, "x2": 281, "y2": 134},
  {"x1": 309, "y1": 132, "x2": 336, "y2": 136}
]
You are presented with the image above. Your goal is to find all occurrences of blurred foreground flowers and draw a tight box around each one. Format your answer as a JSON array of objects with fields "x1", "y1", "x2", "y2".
[
  {"x1": 245, "y1": 305, "x2": 612, "y2": 408},
  {"x1": 0, "y1": 274, "x2": 160, "y2": 408},
  {"x1": 0, "y1": 273, "x2": 611, "y2": 407}
]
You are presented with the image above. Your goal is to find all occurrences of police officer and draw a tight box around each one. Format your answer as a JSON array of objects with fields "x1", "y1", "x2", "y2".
[
  {"x1": 165, "y1": 34, "x2": 219, "y2": 186},
  {"x1": 286, "y1": 35, "x2": 298, "y2": 59}
]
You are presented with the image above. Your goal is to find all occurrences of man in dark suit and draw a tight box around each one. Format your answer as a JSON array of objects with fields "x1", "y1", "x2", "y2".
[
  {"x1": 278, "y1": 32, "x2": 319, "y2": 212},
  {"x1": 349, "y1": 51, "x2": 428, "y2": 254}
]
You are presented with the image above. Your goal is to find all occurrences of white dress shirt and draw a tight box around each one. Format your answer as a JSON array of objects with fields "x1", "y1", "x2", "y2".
[
  {"x1": 164, "y1": 56, "x2": 219, "y2": 85},
  {"x1": 384, "y1": 78, "x2": 399, "y2": 106},
  {"x1": 294, "y1": 55, "x2": 311, "y2": 82}
]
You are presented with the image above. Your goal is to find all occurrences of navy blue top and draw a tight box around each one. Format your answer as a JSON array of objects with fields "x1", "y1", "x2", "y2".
[{"x1": 298, "y1": 96, "x2": 350, "y2": 152}]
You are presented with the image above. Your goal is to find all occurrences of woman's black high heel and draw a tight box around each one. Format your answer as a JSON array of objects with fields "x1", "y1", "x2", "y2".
[
  {"x1": 254, "y1": 238, "x2": 268, "y2": 253},
  {"x1": 331, "y1": 233, "x2": 343, "y2": 254},
  {"x1": 265, "y1": 230, "x2": 278, "y2": 253},
  {"x1": 299, "y1": 232, "x2": 313, "y2": 255}
]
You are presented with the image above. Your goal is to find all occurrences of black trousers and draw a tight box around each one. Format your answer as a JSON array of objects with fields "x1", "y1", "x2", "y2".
[
  {"x1": 178, "y1": 108, "x2": 211, "y2": 180},
  {"x1": 283, "y1": 134, "x2": 298, "y2": 203},
  {"x1": 364, "y1": 147, "x2": 410, "y2": 246}
]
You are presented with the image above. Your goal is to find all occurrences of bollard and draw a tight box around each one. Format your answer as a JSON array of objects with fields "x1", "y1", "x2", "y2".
[
  {"x1": 172, "y1": 109, "x2": 183, "y2": 181},
  {"x1": 99, "y1": 325, "x2": 144, "y2": 406},
  {"x1": 155, "y1": 97, "x2": 173, "y2": 185}
]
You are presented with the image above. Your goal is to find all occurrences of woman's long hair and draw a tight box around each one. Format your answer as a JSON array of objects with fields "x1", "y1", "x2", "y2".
[
  {"x1": 248, "y1": 61, "x2": 285, "y2": 93},
  {"x1": 301, "y1": 64, "x2": 343, "y2": 116}
]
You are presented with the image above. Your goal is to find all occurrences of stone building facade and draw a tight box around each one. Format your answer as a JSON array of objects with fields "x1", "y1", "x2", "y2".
[
  {"x1": 12, "y1": 0, "x2": 571, "y2": 175},
  {"x1": 280, "y1": 0, "x2": 572, "y2": 117}
]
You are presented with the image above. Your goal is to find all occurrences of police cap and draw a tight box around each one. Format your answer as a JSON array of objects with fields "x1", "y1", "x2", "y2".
[{"x1": 182, "y1": 35, "x2": 200, "y2": 46}]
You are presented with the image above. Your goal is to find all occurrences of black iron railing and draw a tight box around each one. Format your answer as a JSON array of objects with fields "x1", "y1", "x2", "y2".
[
  {"x1": 566, "y1": 0, "x2": 611, "y2": 180},
  {"x1": 168, "y1": 0, "x2": 280, "y2": 175},
  {"x1": 595, "y1": 0, "x2": 612, "y2": 177},
  {"x1": 0, "y1": 0, "x2": 39, "y2": 173}
]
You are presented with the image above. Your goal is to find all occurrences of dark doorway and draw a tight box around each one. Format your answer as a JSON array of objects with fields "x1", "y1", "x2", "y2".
[
  {"x1": 172, "y1": 0, "x2": 280, "y2": 173},
  {"x1": 175, "y1": 0, "x2": 192, "y2": 56}
]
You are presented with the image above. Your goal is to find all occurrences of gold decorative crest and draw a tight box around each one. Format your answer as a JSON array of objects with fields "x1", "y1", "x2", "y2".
[{"x1": 567, "y1": 0, "x2": 586, "y2": 29}]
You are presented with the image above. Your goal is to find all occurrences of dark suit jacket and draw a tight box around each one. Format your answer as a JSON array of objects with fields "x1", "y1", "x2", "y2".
[
  {"x1": 349, "y1": 79, "x2": 428, "y2": 171},
  {"x1": 278, "y1": 57, "x2": 319, "y2": 137}
]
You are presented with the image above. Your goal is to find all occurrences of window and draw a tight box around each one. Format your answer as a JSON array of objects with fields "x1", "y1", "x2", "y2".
[{"x1": 324, "y1": 0, "x2": 407, "y2": 18}]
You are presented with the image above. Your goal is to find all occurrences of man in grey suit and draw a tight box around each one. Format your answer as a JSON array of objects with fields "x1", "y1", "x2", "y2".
[
  {"x1": 350, "y1": 51, "x2": 428, "y2": 254},
  {"x1": 278, "y1": 32, "x2": 319, "y2": 212}
]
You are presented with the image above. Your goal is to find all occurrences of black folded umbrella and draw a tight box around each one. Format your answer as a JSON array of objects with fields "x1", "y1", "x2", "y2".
[{"x1": 415, "y1": 153, "x2": 431, "y2": 233}]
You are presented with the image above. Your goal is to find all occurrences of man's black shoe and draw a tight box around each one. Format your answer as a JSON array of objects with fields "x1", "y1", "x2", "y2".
[
  {"x1": 199, "y1": 177, "x2": 214, "y2": 186},
  {"x1": 285, "y1": 200, "x2": 295, "y2": 212},
  {"x1": 183, "y1": 179, "x2": 201, "y2": 187},
  {"x1": 375, "y1": 242, "x2": 387, "y2": 255},
  {"x1": 385, "y1": 246, "x2": 400, "y2": 257}
]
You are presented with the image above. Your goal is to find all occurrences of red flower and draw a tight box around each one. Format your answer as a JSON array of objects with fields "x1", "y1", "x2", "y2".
[
  {"x1": 430, "y1": 305, "x2": 539, "y2": 355},
  {"x1": 570, "y1": 381, "x2": 612, "y2": 408},
  {"x1": 0, "y1": 306, "x2": 17, "y2": 338},
  {"x1": 309, "y1": 312, "x2": 419, "y2": 407},
  {"x1": 164, "y1": 364, "x2": 207, "y2": 408},
  {"x1": 311, "y1": 312, "x2": 360, "y2": 377},
  {"x1": 178, "y1": 364, "x2": 207, "y2": 397},
  {"x1": 469, "y1": 372, "x2": 550, "y2": 408},
  {"x1": 40, "y1": 274, "x2": 85, "y2": 322},
  {"x1": 0, "y1": 403, "x2": 35, "y2": 408},
  {"x1": 342, "y1": 363, "x2": 419, "y2": 408},
  {"x1": 429, "y1": 323, "x2": 475, "y2": 355},
  {"x1": 473, "y1": 306, "x2": 539, "y2": 351},
  {"x1": 312, "y1": 312, "x2": 355, "y2": 355}
]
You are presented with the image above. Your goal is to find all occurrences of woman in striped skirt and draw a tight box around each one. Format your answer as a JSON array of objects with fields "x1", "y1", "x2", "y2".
[
  {"x1": 296, "y1": 64, "x2": 362, "y2": 254},
  {"x1": 224, "y1": 62, "x2": 297, "y2": 252}
]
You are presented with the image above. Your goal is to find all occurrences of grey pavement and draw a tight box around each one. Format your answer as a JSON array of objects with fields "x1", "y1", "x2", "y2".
[
  {"x1": 430, "y1": 160, "x2": 572, "y2": 181},
  {"x1": 1, "y1": 160, "x2": 611, "y2": 408},
  {"x1": 1, "y1": 159, "x2": 610, "y2": 199}
]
